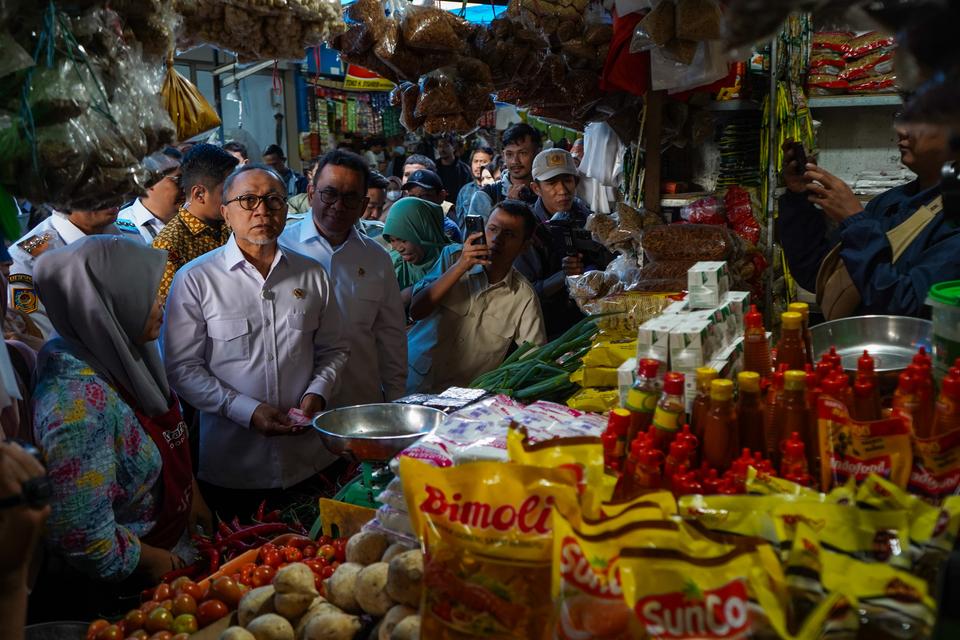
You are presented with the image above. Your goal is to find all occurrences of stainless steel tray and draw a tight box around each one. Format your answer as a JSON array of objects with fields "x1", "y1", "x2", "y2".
[
  {"x1": 810, "y1": 315, "x2": 932, "y2": 373},
  {"x1": 311, "y1": 403, "x2": 444, "y2": 463}
]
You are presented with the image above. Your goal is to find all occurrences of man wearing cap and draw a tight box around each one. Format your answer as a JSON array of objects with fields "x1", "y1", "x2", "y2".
[
  {"x1": 518, "y1": 148, "x2": 607, "y2": 338},
  {"x1": 401, "y1": 169, "x2": 463, "y2": 243},
  {"x1": 116, "y1": 147, "x2": 184, "y2": 243}
]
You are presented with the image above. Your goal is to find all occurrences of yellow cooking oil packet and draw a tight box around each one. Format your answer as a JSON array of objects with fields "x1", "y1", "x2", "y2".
[
  {"x1": 772, "y1": 502, "x2": 911, "y2": 569},
  {"x1": 566, "y1": 387, "x2": 620, "y2": 413},
  {"x1": 678, "y1": 494, "x2": 785, "y2": 546},
  {"x1": 583, "y1": 339, "x2": 639, "y2": 368},
  {"x1": 596, "y1": 490, "x2": 679, "y2": 520},
  {"x1": 744, "y1": 466, "x2": 823, "y2": 498},
  {"x1": 400, "y1": 457, "x2": 579, "y2": 639},
  {"x1": 619, "y1": 545, "x2": 789, "y2": 639}
]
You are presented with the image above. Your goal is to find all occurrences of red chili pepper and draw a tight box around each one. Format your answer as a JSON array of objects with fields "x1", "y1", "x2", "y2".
[
  {"x1": 207, "y1": 548, "x2": 220, "y2": 573},
  {"x1": 160, "y1": 564, "x2": 199, "y2": 584},
  {"x1": 256, "y1": 500, "x2": 267, "y2": 522},
  {"x1": 263, "y1": 510, "x2": 281, "y2": 523},
  {"x1": 218, "y1": 521, "x2": 234, "y2": 537},
  {"x1": 231, "y1": 516, "x2": 242, "y2": 532},
  {"x1": 219, "y1": 523, "x2": 291, "y2": 546}
]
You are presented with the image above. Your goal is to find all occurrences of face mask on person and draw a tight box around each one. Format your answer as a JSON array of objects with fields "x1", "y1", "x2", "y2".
[{"x1": 386, "y1": 189, "x2": 402, "y2": 202}]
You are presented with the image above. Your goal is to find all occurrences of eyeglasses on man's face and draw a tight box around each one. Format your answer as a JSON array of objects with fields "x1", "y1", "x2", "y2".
[
  {"x1": 223, "y1": 193, "x2": 288, "y2": 211},
  {"x1": 316, "y1": 187, "x2": 365, "y2": 209}
]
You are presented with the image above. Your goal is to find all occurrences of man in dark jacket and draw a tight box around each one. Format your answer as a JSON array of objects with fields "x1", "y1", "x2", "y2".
[
  {"x1": 466, "y1": 123, "x2": 541, "y2": 221},
  {"x1": 778, "y1": 117, "x2": 960, "y2": 318}
]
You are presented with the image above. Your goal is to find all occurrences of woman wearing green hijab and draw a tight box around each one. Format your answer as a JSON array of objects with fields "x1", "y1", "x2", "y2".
[{"x1": 383, "y1": 197, "x2": 452, "y2": 306}]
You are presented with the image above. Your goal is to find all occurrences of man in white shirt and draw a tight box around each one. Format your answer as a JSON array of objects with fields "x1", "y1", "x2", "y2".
[
  {"x1": 116, "y1": 147, "x2": 183, "y2": 243},
  {"x1": 406, "y1": 199, "x2": 547, "y2": 393},
  {"x1": 9, "y1": 207, "x2": 123, "y2": 339},
  {"x1": 162, "y1": 165, "x2": 349, "y2": 518},
  {"x1": 280, "y1": 150, "x2": 406, "y2": 408}
]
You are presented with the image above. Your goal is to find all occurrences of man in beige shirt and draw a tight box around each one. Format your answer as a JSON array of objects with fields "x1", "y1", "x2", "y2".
[{"x1": 406, "y1": 200, "x2": 547, "y2": 393}]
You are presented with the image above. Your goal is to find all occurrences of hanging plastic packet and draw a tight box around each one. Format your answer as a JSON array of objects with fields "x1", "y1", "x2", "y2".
[
  {"x1": 818, "y1": 397, "x2": 913, "y2": 491},
  {"x1": 909, "y1": 427, "x2": 960, "y2": 503},
  {"x1": 160, "y1": 57, "x2": 221, "y2": 141},
  {"x1": 401, "y1": 458, "x2": 579, "y2": 639},
  {"x1": 619, "y1": 545, "x2": 790, "y2": 639}
]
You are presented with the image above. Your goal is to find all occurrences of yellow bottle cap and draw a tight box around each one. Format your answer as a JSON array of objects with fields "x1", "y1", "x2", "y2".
[
  {"x1": 738, "y1": 371, "x2": 760, "y2": 393},
  {"x1": 696, "y1": 367, "x2": 718, "y2": 383},
  {"x1": 612, "y1": 408, "x2": 631, "y2": 418},
  {"x1": 788, "y1": 302, "x2": 809, "y2": 320},
  {"x1": 784, "y1": 369, "x2": 807, "y2": 390},
  {"x1": 781, "y1": 311, "x2": 802, "y2": 330},
  {"x1": 710, "y1": 378, "x2": 734, "y2": 401}
]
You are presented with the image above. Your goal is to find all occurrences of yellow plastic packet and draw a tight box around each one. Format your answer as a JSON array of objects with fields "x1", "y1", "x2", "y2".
[
  {"x1": 745, "y1": 466, "x2": 822, "y2": 498},
  {"x1": 817, "y1": 396, "x2": 913, "y2": 491},
  {"x1": 619, "y1": 545, "x2": 790, "y2": 639},
  {"x1": 401, "y1": 457, "x2": 579, "y2": 639},
  {"x1": 772, "y1": 502, "x2": 911, "y2": 569},
  {"x1": 566, "y1": 387, "x2": 620, "y2": 413},
  {"x1": 594, "y1": 490, "x2": 679, "y2": 520},
  {"x1": 160, "y1": 57, "x2": 221, "y2": 141},
  {"x1": 506, "y1": 424, "x2": 610, "y2": 502},
  {"x1": 582, "y1": 340, "x2": 639, "y2": 368},
  {"x1": 679, "y1": 494, "x2": 785, "y2": 546},
  {"x1": 910, "y1": 426, "x2": 960, "y2": 503}
]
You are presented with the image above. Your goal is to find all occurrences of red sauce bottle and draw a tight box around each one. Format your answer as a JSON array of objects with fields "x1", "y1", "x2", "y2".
[
  {"x1": 624, "y1": 359, "x2": 662, "y2": 446},
  {"x1": 691, "y1": 367, "x2": 718, "y2": 453},
  {"x1": 702, "y1": 379, "x2": 738, "y2": 471},
  {"x1": 764, "y1": 369, "x2": 786, "y2": 464},
  {"x1": 651, "y1": 372, "x2": 686, "y2": 452},
  {"x1": 892, "y1": 370, "x2": 920, "y2": 430},
  {"x1": 932, "y1": 372, "x2": 960, "y2": 436},
  {"x1": 743, "y1": 304, "x2": 772, "y2": 376},
  {"x1": 773, "y1": 370, "x2": 811, "y2": 473},
  {"x1": 910, "y1": 363, "x2": 935, "y2": 438},
  {"x1": 603, "y1": 408, "x2": 632, "y2": 468},
  {"x1": 788, "y1": 302, "x2": 814, "y2": 367},
  {"x1": 664, "y1": 439, "x2": 693, "y2": 492},
  {"x1": 737, "y1": 371, "x2": 766, "y2": 455},
  {"x1": 775, "y1": 312, "x2": 807, "y2": 371},
  {"x1": 633, "y1": 445, "x2": 665, "y2": 491}
]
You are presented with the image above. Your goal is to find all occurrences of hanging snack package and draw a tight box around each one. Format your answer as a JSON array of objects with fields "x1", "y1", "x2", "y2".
[
  {"x1": 401, "y1": 458, "x2": 579, "y2": 639},
  {"x1": 675, "y1": 0, "x2": 722, "y2": 42},
  {"x1": 401, "y1": 3, "x2": 471, "y2": 53},
  {"x1": 910, "y1": 427, "x2": 960, "y2": 503},
  {"x1": 619, "y1": 545, "x2": 790, "y2": 640},
  {"x1": 817, "y1": 396, "x2": 913, "y2": 491},
  {"x1": 160, "y1": 59, "x2": 221, "y2": 141}
]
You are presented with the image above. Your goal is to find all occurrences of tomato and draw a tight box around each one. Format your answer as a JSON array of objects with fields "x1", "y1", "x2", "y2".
[
  {"x1": 251, "y1": 565, "x2": 276, "y2": 588},
  {"x1": 125, "y1": 631, "x2": 150, "y2": 640},
  {"x1": 176, "y1": 581, "x2": 204, "y2": 602},
  {"x1": 320, "y1": 565, "x2": 336, "y2": 579},
  {"x1": 124, "y1": 609, "x2": 146, "y2": 631},
  {"x1": 139, "y1": 601, "x2": 161, "y2": 616},
  {"x1": 196, "y1": 599, "x2": 229, "y2": 628},
  {"x1": 258, "y1": 543, "x2": 277, "y2": 562},
  {"x1": 288, "y1": 537, "x2": 309, "y2": 549},
  {"x1": 147, "y1": 633, "x2": 172, "y2": 640},
  {"x1": 332, "y1": 538, "x2": 347, "y2": 562},
  {"x1": 316, "y1": 535, "x2": 333, "y2": 546},
  {"x1": 260, "y1": 548, "x2": 282, "y2": 568},
  {"x1": 317, "y1": 544, "x2": 336, "y2": 562},
  {"x1": 171, "y1": 593, "x2": 197, "y2": 617},
  {"x1": 170, "y1": 614, "x2": 198, "y2": 635},
  {"x1": 282, "y1": 546, "x2": 303, "y2": 562},
  {"x1": 145, "y1": 607, "x2": 173, "y2": 633},
  {"x1": 238, "y1": 562, "x2": 257, "y2": 586},
  {"x1": 302, "y1": 544, "x2": 317, "y2": 558},
  {"x1": 87, "y1": 620, "x2": 110, "y2": 640},
  {"x1": 303, "y1": 558, "x2": 324, "y2": 573},
  {"x1": 152, "y1": 584, "x2": 172, "y2": 602},
  {"x1": 95, "y1": 625, "x2": 125, "y2": 640},
  {"x1": 169, "y1": 577, "x2": 193, "y2": 592},
  {"x1": 313, "y1": 573, "x2": 323, "y2": 594},
  {"x1": 208, "y1": 576, "x2": 244, "y2": 607}
]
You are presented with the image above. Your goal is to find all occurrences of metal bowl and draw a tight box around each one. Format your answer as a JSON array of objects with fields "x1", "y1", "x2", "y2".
[{"x1": 311, "y1": 403, "x2": 444, "y2": 463}]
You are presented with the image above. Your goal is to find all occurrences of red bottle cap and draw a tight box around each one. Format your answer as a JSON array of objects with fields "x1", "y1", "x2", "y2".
[
  {"x1": 745, "y1": 304, "x2": 764, "y2": 329},
  {"x1": 668, "y1": 439, "x2": 691, "y2": 461},
  {"x1": 607, "y1": 408, "x2": 631, "y2": 436},
  {"x1": 898, "y1": 371, "x2": 917, "y2": 393},
  {"x1": 913, "y1": 347, "x2": 932, "y2": 368},
  {"x1": 828, "y1": 346, "x2": 842, "y2": 368},
  {"x1": 702, "y1": 468, "x2": 721, "y2": 494},
  {"x1": 674, "y1": 473, "x2": 703, "y2": 496},
  {"x1": 677, "y1": 424, "x2": 699, "y2": 450},
  {"x1": 729, "y1": 448, "x2": 753, "y2": 477},
  {"x1": 853, "y1": 378, "x2": 876, "y2": 398},
  {"x1": 638, "y1": 358, "x2": 661, "y2": 379},
  {"x1": 781, "y1": 431, "x2": 805, "y2": 458},
  {"x1": 858, "y1": 350, "x2": 875, "y2": 373},
  {"x1": 816, "y1": 361, "x2": 833, "y2": 383},
  {"x1": 664, "y1": 372, "x2": 685, "y2": 396},
  {"x1": 717, "y1": 476, "x2": 742, "y2": 495},
  {"x1": 639, "y1": 448, "x2": 664, "y2": 467}
]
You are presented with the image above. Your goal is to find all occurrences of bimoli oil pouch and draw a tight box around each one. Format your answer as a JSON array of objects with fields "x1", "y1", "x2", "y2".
[{"x1": 401, "y1": 457, "x2": 579, "y2": 639}]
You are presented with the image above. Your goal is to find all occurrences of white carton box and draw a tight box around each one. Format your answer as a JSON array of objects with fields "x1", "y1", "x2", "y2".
[
  {"x1": 669, "y1": 317, "x2": 721, "y2": 370},
  {"x1": 661, "y1": 298, "x2": 689, "y2": 315},
  {"x1": 637, "y1": 315, "x2": 681, "y2": 365},
  {"x1": 688, "y1": 261, "x2": 730, "y2": 310},
  {"x1": 723, "y1": 291, "x2": 751, "y2": 334},
  {"x1": 618, "y1": 357, "x2": 637, "y2": 407}
]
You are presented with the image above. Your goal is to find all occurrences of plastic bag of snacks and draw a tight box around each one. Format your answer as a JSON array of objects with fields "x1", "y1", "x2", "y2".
[
  {"x1": 845, "y1": 32, "x2": 895, "y2": 60},
  {"x1": 807, "y1": 74, "x2": 850, "y2": 95},
  {"x1": 160, "y1": 59, "x2": 221, "y2": 141},
  {"x1": 839, "y1": 49, "x2": 895, "y2": 81},
  {"x1": 506, "y1": 424, "x2": 608, "y2": 500},
  {"x1": 849, "y1": 74, "x2": 897, "y2": 94},
  {"x1": 401, "y1": 458, "x2": 579, "y2": 638},
  {"x1": 812, "y1": 31, "x2": 853, "y2": 54},
  {"x1": 817, "y1": 397, "x2": 913, "y2": 491},
  {"x1": 909, "y1": 427, "x2": 960, "y2": 503}
]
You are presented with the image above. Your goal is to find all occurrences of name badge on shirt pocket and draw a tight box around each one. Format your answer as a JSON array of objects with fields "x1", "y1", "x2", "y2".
[{"x1": 208, "y1": 318, "x2": 251, "y2": 360}]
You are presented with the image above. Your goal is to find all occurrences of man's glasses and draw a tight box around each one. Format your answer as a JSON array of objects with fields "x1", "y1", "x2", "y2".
[
  {"x1": 224, "y1": 193, "x2": 288, "y2": 211},
  {"x1": 317, "y1": 188, "x2": 365, "y2": 209}
]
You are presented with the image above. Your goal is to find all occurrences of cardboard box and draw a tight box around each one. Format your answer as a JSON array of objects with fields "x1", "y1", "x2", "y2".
[
  {"x1": 669, "y1": 317, "x2": 721, "y2": 370},
  {"x1": 688, "y1": 261, "x2": 730, "y2": 309},
  {"x1": 723, "y1": 291, "x2": 751, "y2": 334},
  {"x1": 619, "y1": 357, "x2": 637, "y2": 407},
  {"x1": 637, "y1": 315, "x2": 681, "y2": 365}
]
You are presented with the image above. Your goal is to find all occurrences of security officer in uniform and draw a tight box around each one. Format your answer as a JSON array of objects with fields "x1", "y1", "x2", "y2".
[
  {"x1": 8, "y1": 207, "x2": 124, "y2": 339},
  {"x1": 116, "y1": 148, "x2": 183, "y2": 244}
]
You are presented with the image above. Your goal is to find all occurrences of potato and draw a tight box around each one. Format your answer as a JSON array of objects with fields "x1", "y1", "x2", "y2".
[
  {"x1": 301, "y1": 610, "x2": 363, "y2": 640},
  {"x1": 379, "y1": 605, "x2": 416, "y2": 640},
  {"x1": 275, "y1": 591, "x2": 317, "y2": 619},
  {"x1": 380, "y1": 543, "x2": 411, "y2": 564},
  {"x1": 389, "y1": 615, "x2": 420, "y2": 640},
  {"x1": 239, "y1": 586, "x2": 277, "y2": 627},
  {"x1": 354, "y1": 562, "x2": 392, "y2": 616},
  {"x1": 247, "y1": 613, "x2": 295, "y2": 640},
  {"x1": 274, "y1": 563, "x2": 320, "y2": 596},
  {"x1": 324, "y1": 562, "x2": 363, "y2": 613},
  {"x1": 385, "y1": 550, "x2": 423, "y2": 607},
  {"x1": 220, "y1": 628, "x2": 256, "y2": 640},
  {"x1": 345, "y1": 531, "x2": 389, "y2": 565},
  {"x1": 294, "y1": 599, "x2": 340, "y2": 639}
]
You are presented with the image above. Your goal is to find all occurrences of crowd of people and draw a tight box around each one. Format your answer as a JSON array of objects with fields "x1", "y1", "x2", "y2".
[{"x1": 0, "y1": 123, "x2": 601, "y2": 624}]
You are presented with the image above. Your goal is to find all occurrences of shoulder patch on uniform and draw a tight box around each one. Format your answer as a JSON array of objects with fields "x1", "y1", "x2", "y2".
[
  {"x1": 12, "y1": 288, "x2": 38, "y2": 313},
  {"x1": 115, "y1": 218, "x2": 139, "y2": 232},
  {"x1": 17, "y1": 233, "x2": 52, "y2": 257},
  {"x1": 8, "y1": 273, "x2": 32, "y2": 285}
]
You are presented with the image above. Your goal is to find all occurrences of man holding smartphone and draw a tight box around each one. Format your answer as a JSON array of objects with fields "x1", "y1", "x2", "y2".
[{"x1": 405, "y1": 200, "x2": 547, "y2": 393}]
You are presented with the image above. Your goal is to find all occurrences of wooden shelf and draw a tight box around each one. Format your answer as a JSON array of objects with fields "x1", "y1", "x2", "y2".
[{"x1": 807, "y1": 94, "x2": 902, "y2": 108}]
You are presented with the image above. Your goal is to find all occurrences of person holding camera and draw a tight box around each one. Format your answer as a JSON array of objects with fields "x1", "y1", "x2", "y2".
[
  {"x1": 778, "y1": 116, "x2": 960, "y2": 319},
  {"x1": 405, "y1": 200, "x2": 546, "y2": 394}
]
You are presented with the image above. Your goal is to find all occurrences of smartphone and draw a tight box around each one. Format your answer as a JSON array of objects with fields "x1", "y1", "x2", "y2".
[
  {"x1": 464, "y1": 215, "x2": 486, "y2": 245},
  {"x1": 788, "y1": 141, "x2": 807, "y2": 172}
]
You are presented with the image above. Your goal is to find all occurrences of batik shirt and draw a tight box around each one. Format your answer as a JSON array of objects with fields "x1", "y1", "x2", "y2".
[{"x1": 153, "y1": 207, "x2": 231, "y2": 302}]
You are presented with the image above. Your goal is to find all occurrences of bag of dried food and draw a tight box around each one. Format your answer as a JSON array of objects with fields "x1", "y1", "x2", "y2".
[
  {"x1": 401, "y1": 3, "x2": 471, "y2": 53},
  {"x1": 641, "y1": 224, "x2": 737, "y2": 262},
  {"x1": 160, "y1": 57, "x2": 221, "y2": 141},
  {"x1": 401, "y1": 457, "x2": 579, "y2": 639}
]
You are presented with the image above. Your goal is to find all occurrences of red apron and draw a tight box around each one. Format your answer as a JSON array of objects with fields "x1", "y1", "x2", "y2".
[{"x1": 122, "y1": 391, "x2": 194, "y2": 550}]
